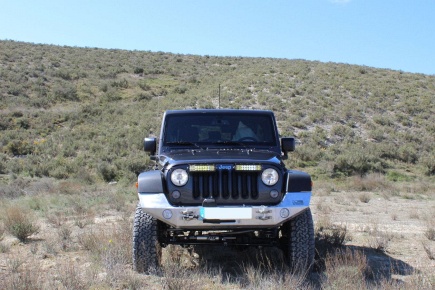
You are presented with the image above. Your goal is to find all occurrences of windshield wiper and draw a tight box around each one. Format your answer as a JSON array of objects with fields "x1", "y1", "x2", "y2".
[
  {"x1": 165, "y1": 141, "x2": 203, "y2": 150},
  {"x1": 212, "y1": 141, "x2": 248, "y2": 147},
  {"x1": 166, "y1": 141, "x2": 196, "y2": 146}
]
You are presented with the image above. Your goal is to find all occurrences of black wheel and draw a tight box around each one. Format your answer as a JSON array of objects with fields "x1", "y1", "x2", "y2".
[
  {"x1": 133, "y1": 203, "x2": 162, "y2": 274},
  {"x1": 280, "y1": 208, "x2": 315, "y2": 273}
]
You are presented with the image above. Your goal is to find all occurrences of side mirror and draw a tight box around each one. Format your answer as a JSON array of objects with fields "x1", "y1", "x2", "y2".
[
  {"x1": 144, "y1": 138, "x2": 156, "y2": 157},
  {"x1": 281, "y1": 137, "x2": 295, "y2": 158}
]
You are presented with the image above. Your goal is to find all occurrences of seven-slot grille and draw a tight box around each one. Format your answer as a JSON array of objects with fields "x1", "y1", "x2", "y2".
[{"x1": 191, "y1": 168, "x2": 259, "y2": 200}]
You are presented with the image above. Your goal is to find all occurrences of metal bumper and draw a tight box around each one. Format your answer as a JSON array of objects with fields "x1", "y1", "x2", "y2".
[{"x1": 138, "y1": 192, "x2": 311, "y2": 229}]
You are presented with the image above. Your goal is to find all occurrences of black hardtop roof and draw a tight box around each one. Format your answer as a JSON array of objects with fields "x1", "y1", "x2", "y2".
[{"x1": 164, "y1": 109, "x2": 275, "y2": 116}]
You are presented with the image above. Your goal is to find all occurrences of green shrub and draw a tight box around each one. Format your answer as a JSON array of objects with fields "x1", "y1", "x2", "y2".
[
  {"x1": 101, "y1": 89, "x2": 122, "y2": 102},
  {"x1": 173, "y1": 86, "x2": 187, "y2": 94},
  {"x1": 386, "y1": 171, "x2": 413, "y2": 182},
  {"x1": 1, "y1": 40, "x2": 435, "y2": 188},
  {"x1": 397, "y1": 144, "x2": 418, "y2": 163},
  {"x1": 134, "y1": 67, "x2": 144, "y2": 74},
  {"x1": 98, "y1": 162, "x2": 118, "y2": 182},
  {"x1": 420, "y1": 153, "x2": 435, "y2": 176},
  {"x1": 327, "y1": 141, "x2": 387, "y2": 177},
  {"x1": 138, "y1": 80, "x2": 151, "y2": 91},
  {"x1": 0, "y1": 153, "x2": 8, "y2": 173},
  {"x1": 111, "y1": 78, "x2": 129, "y2": 89},
  {"x1": 293, "y1": 142, "x2": 324, "y2": 167},
  {"x1": 51, "y1": 82, "x2": 79, "y2": 101},
  {"x1": 5, "y1": 140, "x2": 33, "y2": 156},
  {"x1": 135, "y1": 92, "x2": 153, "y2": 101},
  {"x1": 330, "y1": 124, "x2": 355, "y2": 140}
]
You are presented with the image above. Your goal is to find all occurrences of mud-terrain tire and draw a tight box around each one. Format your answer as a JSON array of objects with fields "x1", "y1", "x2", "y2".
[
  {"x1": 133, "y1": 203, "x2": 162, "y2": 274},
  {"x1": 281, "y1": 208, "x2": 315, "y2": 273}
]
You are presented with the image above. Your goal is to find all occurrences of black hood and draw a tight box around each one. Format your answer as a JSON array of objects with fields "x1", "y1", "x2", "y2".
[{"x1": 159, "y1": 149, "x2": 282, "y2": 167}]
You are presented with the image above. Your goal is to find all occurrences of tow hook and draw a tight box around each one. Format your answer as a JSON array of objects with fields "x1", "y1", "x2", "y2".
[
  {"x1": 181, "y1": 210, "x2": 198, "y2": 221},
  {"x1": 256, "y1": 206, "x2": 272, "y2": 221}
]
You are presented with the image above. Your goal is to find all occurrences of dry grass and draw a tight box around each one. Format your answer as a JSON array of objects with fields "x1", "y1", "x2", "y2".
[
  {"x1": 0, "y1": 220, "x2": 5, "y2": 239},
  {"x1": 0, "y1": 263, "x2": 44, "y2": 290},
  {"x1": 162, "y1": 261, "x2": 212, "y2": 290},
  {"x1": 348, "y1": 174, "x2": 391, "y2": 192},
  {"x1": 366, "y1": 222, "x2": 395, "y2": 253},
  {"x1": 408, "y1": 210, "x2": 420, "y2": 219},
  {"x1": 313, "y1": 180, "x2": 337, "y2": 196},
  {"x1": 77, "y1": 219, "x2": 132, "y2": 269},
  {"x1": 403, "y1": 272, "x2": 435, "y2": 290},
  {"x1": 422, "y1": 242, "x2": 435, "y2": 260},
  {"x1": 53, "y1": 263, "x2": 91, "y2": 290},
  {"x1": 3, "y1": 206, "x2": 39, "y2": 242},
  {"x1": 160, "y1": 245, "x2": 311, "y2": 290},
  {"x1": 241, "y1": 265, "x2": 310, "y2": 290},
  {"x1": 73, "y1": 212, "x2": 95, "y2": 229},
  {"x1": 0, "y1": 242, "x2": 9, "y2": 253},
  {"x1": 369, "y1": 231, "x2": 394, "y2": 253},
  {"x1": 322, "y1": 248, "x2": 370, "y2": 289},
  {"x1": 425, "y1": 225, "x2": 435, "y2": 241},
  {"x1": 1, "y1": 179, "x2": 435, "y2": 289},
  {"x1": 358, "y1": 192, "x2": 372, "y2": 203},
  {"x1": 316, "y1": 222, "x2": 349, "y2": 248}
]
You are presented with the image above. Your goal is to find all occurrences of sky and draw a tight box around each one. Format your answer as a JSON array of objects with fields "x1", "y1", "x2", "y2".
[{"x1": 1, "y1": 0, "x2": 434, "y2": 75}]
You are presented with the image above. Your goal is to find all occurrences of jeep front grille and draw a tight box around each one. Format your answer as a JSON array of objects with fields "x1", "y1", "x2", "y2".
[{"x1": 192, "y1": 170, "x2": 259, "y2": 200}]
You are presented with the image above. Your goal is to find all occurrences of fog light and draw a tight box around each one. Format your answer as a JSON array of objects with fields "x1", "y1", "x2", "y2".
[
  {"x1": 162, "y1": 209, "x2": 173, "y2": 219},
  {"x1": 190, "y1": 164, "x2": 215, "y2": 172},
  {"x1": 235, "y1": 164, "x2": 261, "y2": 171},
  {"x1": 270, "y1": 190, "x2": 279, "y2": 198},
  {"x1": 280, "y1": 208, "x2": 290, "y2": 218},
  {"x1": 172, "y1": 190, "x2": 181, "y2": 199}
]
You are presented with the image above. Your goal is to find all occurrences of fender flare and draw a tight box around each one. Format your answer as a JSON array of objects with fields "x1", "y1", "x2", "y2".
[
  {"x1": 137, "y1": 170, "x2": 164, "y2": 193},
  {"x1": 285, "y1": 170, "x2": 312, "y2": 192}
]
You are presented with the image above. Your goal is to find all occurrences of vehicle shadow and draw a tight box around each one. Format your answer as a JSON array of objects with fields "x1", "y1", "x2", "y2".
[
  {"x1": 190, "y1": 241, "x2": 416, "y2": 288},
  {"x1": 192, "y1": 245, "x2": 293, "y2": 286},
  {"x1": 314, "y1": 241, "x2": 416, "y2": 287}
]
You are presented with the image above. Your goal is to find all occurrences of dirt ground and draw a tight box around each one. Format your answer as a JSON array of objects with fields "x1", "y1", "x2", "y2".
[
  {"x1": 188, "y1": 191, "x2": 435, "y2": 285},
  {"x1": 311, "y1": 191, "x2": 435, "y2": 280},
  {"x1": 1, "y1": 189, "x2": 434, "y2": 289}
]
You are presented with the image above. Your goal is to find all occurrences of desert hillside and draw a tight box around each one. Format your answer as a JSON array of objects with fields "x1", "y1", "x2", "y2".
[
  {"x1": 1, "y1": 40, "x2": 434, "y2": 289},
  {"x1": 1, "y1": 40, "x2": 434, "y2": 182}
]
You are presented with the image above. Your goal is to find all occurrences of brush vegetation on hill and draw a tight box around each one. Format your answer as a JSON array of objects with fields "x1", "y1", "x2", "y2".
[{"x1": 1, "y1": 40, "x2": 434, "y2": 185}]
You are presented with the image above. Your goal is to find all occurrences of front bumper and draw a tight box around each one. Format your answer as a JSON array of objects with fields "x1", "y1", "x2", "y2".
[{"x1": 138, "y1": 192, "x2": 311, "y2": 229}]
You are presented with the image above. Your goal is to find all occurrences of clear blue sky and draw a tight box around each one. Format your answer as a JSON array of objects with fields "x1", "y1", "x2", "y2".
[{"x1": 1, "y1": 0, "x2": 434, "y2": 75}]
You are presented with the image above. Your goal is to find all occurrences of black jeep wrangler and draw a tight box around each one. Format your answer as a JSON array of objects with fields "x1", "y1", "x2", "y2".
[{"x1": 133, "y1": 109, "x2": 314, "y2": 273}]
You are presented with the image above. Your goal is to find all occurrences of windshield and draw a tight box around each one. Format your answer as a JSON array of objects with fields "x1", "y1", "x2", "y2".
[{"x1": 162, "y1": 112, "x2": 278, "y2": 147}]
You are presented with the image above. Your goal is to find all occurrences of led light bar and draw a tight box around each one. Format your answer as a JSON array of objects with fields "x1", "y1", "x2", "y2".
[
  {"x1": 235, "y1": 164, "x2": 262, "y2": 171},
  {"x1": 189, "y1": 164, "x2": 216, "y2": 172}
]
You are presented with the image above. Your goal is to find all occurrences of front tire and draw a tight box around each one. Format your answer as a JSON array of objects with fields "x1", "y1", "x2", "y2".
[
  {"x1": 133, "y1": 203, "x2": 162, "y2": 274},
  {"x1": 281, "y1": 208, "x2": 315, "y2": 273}
]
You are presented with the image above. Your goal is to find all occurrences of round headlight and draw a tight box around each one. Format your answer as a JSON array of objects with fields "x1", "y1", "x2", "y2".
[
  {"x1": 261, "y1": 168, "x2": 279, "y2": 186},
  {"x1": 171, "y1": 169, "x2": 188, "y2": 186}
]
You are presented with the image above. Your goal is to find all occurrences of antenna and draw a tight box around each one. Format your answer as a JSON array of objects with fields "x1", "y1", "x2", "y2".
[{"x1": 218, "y1": 84, "x2": 221, "y2": 109}]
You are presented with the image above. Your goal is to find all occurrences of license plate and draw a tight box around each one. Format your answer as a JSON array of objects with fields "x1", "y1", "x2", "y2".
[{"x1": 200, "y1": 207, "x2": 252, "y2": 220}]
